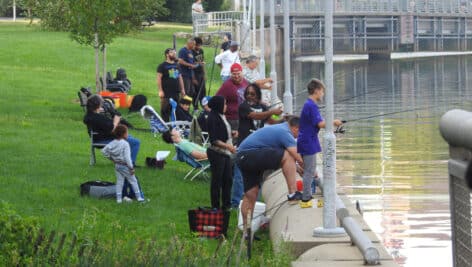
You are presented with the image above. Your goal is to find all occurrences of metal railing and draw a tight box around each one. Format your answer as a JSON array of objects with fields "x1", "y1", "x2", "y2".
[
  {"x1": 264, "y1": 0, "x2": 472, "y2": 15},
  {"x1": 193, "y1": 11, "x2": 243, "y2": 35},
  {"x1": 439, "y1": 109, "x2": 472, "y2": 267}
]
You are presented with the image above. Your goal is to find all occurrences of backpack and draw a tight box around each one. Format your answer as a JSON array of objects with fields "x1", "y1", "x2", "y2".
[
  {"x1": 129, "y1": 94, "x2": 147, "y2": 113},
  {"x1": 80, "y1": 181, "x2": 116, "y2": 199}
]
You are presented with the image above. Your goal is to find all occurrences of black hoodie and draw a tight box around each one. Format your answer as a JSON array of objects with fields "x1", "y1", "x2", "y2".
[{"x1": 207, "y1": 96, "x2": 229, "y2": 145}]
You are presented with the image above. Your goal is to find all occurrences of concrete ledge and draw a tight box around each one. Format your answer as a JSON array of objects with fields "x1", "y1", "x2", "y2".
[
  {"x1": 296, "y1": 243, "x2": 392, "y2": 261},
  {"x1": 292, "y1": 260, "x2": 399, "y2": 267}
]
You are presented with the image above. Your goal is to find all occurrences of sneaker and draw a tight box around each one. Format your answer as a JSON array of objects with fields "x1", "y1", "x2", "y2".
[
  {"x1": 137, "y1": 198, "x2": 146, "y2": 203},
  {"x1": 116, "y1": 198, "x2": 122, "y2": 204},
  {"x1": 123, "y1": 197, "x2": 133, "y2": 203},
  {"x1": 287, "y1": 191, "x2": 302, "y2": 204},
  {"x1": 300, "y1": 199, "x2": 313, "y2": 208}
]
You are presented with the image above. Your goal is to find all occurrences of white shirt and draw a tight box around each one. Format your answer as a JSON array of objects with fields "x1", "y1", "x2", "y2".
[
  {"x1": 214, "y1": 50, "x2": 240, "y2": 76},
  {"x1": 243, "y1": 67, "x2": 272, "y2": 105},
  {"x1": 192, "y1": 3, "x2": 204, "y2": 14}
]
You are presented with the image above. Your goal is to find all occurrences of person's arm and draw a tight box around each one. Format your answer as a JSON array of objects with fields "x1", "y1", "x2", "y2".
[
  {"x1": 178, "y1": 58, "x2": 197, "y2": 69},
  {"x1": 112, "y1": 115, "x2": 120, "y2": 130},
  {"x1": 213, "y1": 140, "x2": 236, "y2": 154},
  {"x1": 287, "y1": 146, "x2": 303, "y2": 167},
  {"x1": 178, "y1": 75, "x2": 185, "y2": 96},
  {"x1": 190, "y1": 150, "x2": 207, "y2": 160},
  {"x1": 317, "y1": 119, "x2": 343, "y2": 129},
  {"x1": 157, "y1": 72, "x2": 164, "y2": 98},
  {"x1": 247, "y1": 107, "x2": 282, "y2": 120}
]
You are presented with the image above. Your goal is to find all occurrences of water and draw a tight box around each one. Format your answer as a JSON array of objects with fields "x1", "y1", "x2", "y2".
[{"x1": 292, "y1": 56, "x2": 472, "y2": 267}]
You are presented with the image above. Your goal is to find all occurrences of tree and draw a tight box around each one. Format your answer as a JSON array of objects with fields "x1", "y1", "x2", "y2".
[{"x1": 32, "y1": 0, "x2": 167, "y2": 92}]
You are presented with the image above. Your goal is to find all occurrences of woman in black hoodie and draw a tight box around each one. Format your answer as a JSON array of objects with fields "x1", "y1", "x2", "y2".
[{"x1": 207, "y1": 96, "x2": 237, "y2": 210}]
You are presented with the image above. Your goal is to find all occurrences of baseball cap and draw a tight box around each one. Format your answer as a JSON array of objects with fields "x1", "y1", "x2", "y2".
[
  {"x1": 230, "y1": 63, "x2": 243, "y2": 73},
  {"x1": 230, "y1": 41, "x2": 239, "y2": 46},
  {"x1": 201, "y1": 96, "x2": 211, "y2": 106}
]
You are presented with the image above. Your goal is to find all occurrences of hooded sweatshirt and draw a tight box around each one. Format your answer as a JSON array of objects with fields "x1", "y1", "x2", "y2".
[{"x1": 102, "y1": 139, "x2": 133, "y2": 169}]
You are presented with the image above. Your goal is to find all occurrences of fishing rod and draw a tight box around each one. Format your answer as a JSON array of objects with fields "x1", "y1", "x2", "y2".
[
  {"x1": 342, "y1": 104, "x2": 437, "y2": 123},
  {"x1": 207, "y1": 33, "x2": 221, "y2": 96}
]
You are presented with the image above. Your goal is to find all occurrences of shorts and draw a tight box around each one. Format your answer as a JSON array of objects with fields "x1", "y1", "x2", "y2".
[{"x1": 236, "y1": 148, "x2": 284, "y2": 192}]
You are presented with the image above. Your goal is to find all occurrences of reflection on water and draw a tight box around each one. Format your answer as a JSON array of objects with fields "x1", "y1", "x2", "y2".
[{"x1": 293, "y1": 56, "x2": 472, "y2": 267}]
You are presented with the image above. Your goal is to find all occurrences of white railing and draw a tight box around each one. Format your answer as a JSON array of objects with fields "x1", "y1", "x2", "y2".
[
  {"x1": 193, "y1": 11, "x2": 243, "y2": 35},
  {"x1": 264, "y1": 0, "x2": 472, "y2": 15}
]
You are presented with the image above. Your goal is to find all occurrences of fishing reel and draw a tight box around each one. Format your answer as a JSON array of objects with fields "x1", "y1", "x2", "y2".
[{"x1": 334, "y1": 120, "x2": 347, "y2": 134}]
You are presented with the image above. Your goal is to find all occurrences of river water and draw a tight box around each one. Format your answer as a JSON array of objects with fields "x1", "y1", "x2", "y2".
[{"x1": 292, "y1": 56, "x2": 472, "y2": 267}]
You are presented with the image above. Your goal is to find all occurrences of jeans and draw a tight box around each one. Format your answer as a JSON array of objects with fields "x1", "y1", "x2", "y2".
[
  {"x1": 123, "y1": 178, "x2": 145, "y2": 199},
  {"x1": 97, "y1": 134, "x2": 140, "y2": 165},
  {"x1": 302, "y1": 154, "x2": 316, "y2": 200},
  {"x1": 231, "y1": 163, "x2": 243, "y2": 207}
]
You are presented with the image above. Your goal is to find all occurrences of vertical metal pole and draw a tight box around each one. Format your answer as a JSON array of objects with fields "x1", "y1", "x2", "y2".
[
  {"x1": 270, "y1": 0, "x2": 278, "y2": 105},
  {"x1": 259, "y1": 0, "x2": 266, "y2": 77},
  {"x1": 283, "y1": 0, "x2": 293, "y2": 114},
  {"x1": 313, "y1": 0, "x2": 346, "y2": 238},
  {"x1": 252, "y1": 0, "x2": 257, "y2": 53},
  {"x1": 13, "y1": 0, "x2": 16, "y2": 22}
]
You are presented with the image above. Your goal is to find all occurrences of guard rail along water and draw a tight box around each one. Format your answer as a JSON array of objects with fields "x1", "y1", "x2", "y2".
[
  {"x1": 440, "y1": 109, "x2": 472, "y2": 267},
  {"x1": 317, "y1": 178, "x2": 380, "y2": 265}
]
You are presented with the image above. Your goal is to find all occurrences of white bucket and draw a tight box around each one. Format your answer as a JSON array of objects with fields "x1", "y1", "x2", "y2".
[{"x1": 237, "y1": 201, "x2": 268, "y2": 232}]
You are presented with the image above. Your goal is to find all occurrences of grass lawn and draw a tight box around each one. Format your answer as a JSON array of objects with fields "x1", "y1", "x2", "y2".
[{"x1": 0, "y1": 22, "x2": 292, "y2": 265}]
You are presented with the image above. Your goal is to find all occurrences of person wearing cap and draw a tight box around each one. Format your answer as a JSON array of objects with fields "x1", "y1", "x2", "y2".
[
  {"x1": 220, "y1": 33, "x2": 232, "y2": 53},
  {"x1": 175, "y1": 96, "x2": 193, "y2": 122},
  {"x1": 197, "y1": 96, "x2": 211, "y2": 132},
  {"x1": 215, "y1": 40, "x2": 240, "y2": 82},
  {"x1": 178, "y1": 38, "x2": 198, "y2": 98},
  {"x1": 192, "y1": 37, "x2": 206, "y2": 110},
  {"x1": 157, "y1": 48, "x2": 185, "y2": 122},
  {"x1": 243, "y1": 55, "x2": 274, "y2": 105},
  {"x1": 215, "y1": 62, "x2": 249, "y2": 132}
]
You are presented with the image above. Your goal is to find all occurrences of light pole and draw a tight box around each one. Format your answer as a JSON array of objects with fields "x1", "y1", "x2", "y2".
[
  {"x1": 282, "y1": 0, "x2": 293, "y2": 114},
  {"x1": 313, "y1": 0, "x2": 346, "y2": 238},
  {"x1": 269, "y1": 0, "x2": 278, "y2": 105},
  {"x1": 259, "y1": 0, "x2": 266, "y2": 77}
]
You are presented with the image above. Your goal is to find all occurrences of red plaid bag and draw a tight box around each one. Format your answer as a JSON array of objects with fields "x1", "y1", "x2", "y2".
[{"x1": 188, "y1": 207, "x2": 230, "y2": 238}]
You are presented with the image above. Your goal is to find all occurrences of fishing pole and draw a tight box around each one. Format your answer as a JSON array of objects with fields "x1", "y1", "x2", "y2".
[
  {"x1": 207, "y1": 34, "x2": 220, "y2": 96},
  {"x1": 342, "y1": 104, "x2": 436, "y2": 123}
]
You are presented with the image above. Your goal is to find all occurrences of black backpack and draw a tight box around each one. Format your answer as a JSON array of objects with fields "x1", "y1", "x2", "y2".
[
  {"x1": 80, "y1": 181, "x2": 116, "y2": 199},
  {"x1": 129, "y1": 94, "x2": 147, "y2": 113}
]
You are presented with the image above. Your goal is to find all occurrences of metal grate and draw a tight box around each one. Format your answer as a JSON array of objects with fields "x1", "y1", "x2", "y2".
[{"x1": 450, "y1": 163, "x2": 472, "y2": 267}]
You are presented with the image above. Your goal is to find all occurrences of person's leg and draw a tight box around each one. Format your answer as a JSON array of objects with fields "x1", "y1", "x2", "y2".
[
  {"x1": 222, "y1": 156, "x2": 233, "y2": 210},
  {"x1": 183, "y1": 77, "x2": 194, "y2": 97},
  {"x1": 126, "y1": 174, "x2": 144, "y2": 201},
  {"x1": 302, "y1": 154, "x2": 316, "y2": 200},
  {"x1": 126, "y1": 135, "x2": 140, "y2": 166},
  {"x1": 281, "y1": 150, "x2": 297, "y2": 194},
  {"x1": 115, "y1": 166, "x2": 126, "y2": 203},
  {"x1": 208, "y1": 149, "x2": 224, "y2": 209},
  {"x1": 241, "y1": 186, "x2": 259, "y2": 231},
  {"x1": 231, "y1": 163, "x2": 244, "y2": 208},
  {"x1": 160, "y1": 98, "x2": 171, "y2": 122}
]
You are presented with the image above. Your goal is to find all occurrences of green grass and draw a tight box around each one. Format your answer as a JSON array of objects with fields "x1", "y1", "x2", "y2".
[{"x1": 0, "y1": 22, "x2": 292, "y2": 265}]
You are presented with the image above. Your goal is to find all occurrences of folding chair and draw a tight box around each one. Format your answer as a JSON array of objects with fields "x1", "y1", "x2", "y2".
[
  {"x1": 88, "y1": 130, "x2": 106, "y2": 166},
  {"x1": 174, "y1": 145, "x2": 210, "y2": 181},
  {"x1": 140, "y1": 105, "x2": 192, "y2": 136}
]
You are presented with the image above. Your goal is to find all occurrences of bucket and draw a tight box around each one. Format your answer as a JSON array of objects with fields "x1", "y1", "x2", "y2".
[
  {"x1": 296, "y1": 179, "x2": 303, "y2": 191},
  {"x1": 237, "y1": 201, "x2": 267, "y2": 232}
]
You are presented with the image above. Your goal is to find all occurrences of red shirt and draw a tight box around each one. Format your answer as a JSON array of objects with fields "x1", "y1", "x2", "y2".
[{"x1": 215, "y1": 78, "x2": 249, "y2": 120}]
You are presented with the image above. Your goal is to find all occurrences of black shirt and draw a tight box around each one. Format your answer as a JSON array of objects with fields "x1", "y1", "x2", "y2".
[
  {"x1": 238, "y1": 101, "x2": 269, "y2": 144},
  {"x1": 175, "y1": 105, "x2": 193, "y2": 122},
  {"x1": 157, "y1": 61, "x2": 181, "y2": 100},
  {"x1": 193, "y1": 48, "x2": 205, "y2": 75},
  {"x1": 83, "y1": 112, "x2": 114, "y2": 141}
]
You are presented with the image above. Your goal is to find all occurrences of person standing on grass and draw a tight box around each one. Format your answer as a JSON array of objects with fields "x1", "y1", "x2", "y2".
[
  {"x1": 178, "y1": 38, "x2": 198, "y2": 99},
  {"x1": 157, "y1": 48, "x2": 186, "y2": 122},
  {"x1": 192, "y1": 37, "x2": 206, "y2": 110},
  {"x1": 215, "y1": 41, "x2": 240, "y2": 82},
  {"x1": 237, "y1": 116, "x2": 304, "y2": 230},
  {"x1": 102, "y1": 124, "x2": 145, "y2": 204},
  {"x1": 297, "y1": 78, "x2": 343, "y2": 208},
  {"x1": 207, "y1": 96, "x2": 237, "y2": 211}
]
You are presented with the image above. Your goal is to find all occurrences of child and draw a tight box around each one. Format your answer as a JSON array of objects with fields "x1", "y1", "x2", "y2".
[
  {"x1": 297, "y1": 79, "x2": 343, "y2": 208},
  {"x1": 102, "y1": 124, "x2": 145, "y2": 203}
]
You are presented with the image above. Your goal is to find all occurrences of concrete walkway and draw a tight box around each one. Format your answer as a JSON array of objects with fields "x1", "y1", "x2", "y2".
[{"x1": 260, "y1": 170, "x2": 399, "y2": 266}]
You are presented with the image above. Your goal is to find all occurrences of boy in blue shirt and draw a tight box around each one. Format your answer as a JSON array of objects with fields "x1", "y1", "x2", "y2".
[{"x1": 297, "y1": 79, "x2": 343, "y2": 207}]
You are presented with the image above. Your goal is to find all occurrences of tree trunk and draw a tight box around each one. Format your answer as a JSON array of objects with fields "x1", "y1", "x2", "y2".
[
  {"x1": 94, "y1": 33, "x2": 101, "y2": 93},
  {"x1": 102, "y1": 45, "x2": 107, "y2": 92}
]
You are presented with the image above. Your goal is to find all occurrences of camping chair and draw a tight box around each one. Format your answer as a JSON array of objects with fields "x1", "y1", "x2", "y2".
[
  {"x1": 88, "y1": 130, "x2": 106, "y2": 166},
  {"x1": 174, "y1": 145, "x2": 210, "y2": 181},
  {"x1": 140, "y1": 105, "x2": 192, "y2": 136}
]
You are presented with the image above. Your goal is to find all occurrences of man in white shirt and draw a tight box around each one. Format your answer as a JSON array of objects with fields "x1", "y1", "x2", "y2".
[
  {"x1": 192, "y1": 0, "x2": 204, "y2": 15},
  {"x1": 243, "y1": 55, "x2": 274, "y2": 106},
  {"x1": 215, "y1": 41, "x2": 240, "y2": 82}
]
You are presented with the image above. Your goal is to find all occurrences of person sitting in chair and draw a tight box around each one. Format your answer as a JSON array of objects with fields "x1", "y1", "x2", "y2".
[
  {"x1": 162, "y1": 128, "x2": 207, "y2": 160},
  {"x1": 175, "y1": 96, "x2": 193, "y2": 122},
  {"x1": 83, "y1": 94, "x2": 141, "y2": 166}
]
